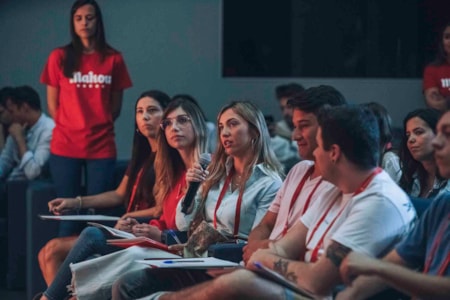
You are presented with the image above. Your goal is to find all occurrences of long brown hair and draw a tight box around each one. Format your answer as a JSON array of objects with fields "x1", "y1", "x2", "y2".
[
  {"x1": 201, "y1": 101, "x2": 283, "y2": 199},
  {"x1": 153, "y1": 96, "x2": 208, "y2": 207},
  {"x1": 62, "y1": 0, "x2": 115, "y2": 77}
]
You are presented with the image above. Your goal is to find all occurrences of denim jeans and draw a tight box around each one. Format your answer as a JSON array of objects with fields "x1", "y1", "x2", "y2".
[
  {"x1": 49, "y1": 154, "x2": 116, "y2": 237},
  {"x1": 44, "y1": 226, "x2": 119, "y2": 300},
  {"x1": 111, "y1": 268, "x2": 212, "y2": 300}
]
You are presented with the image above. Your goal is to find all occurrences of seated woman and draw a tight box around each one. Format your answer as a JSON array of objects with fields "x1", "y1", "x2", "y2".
[
  {"x1": 361, "y1": 102, "x2": 401, "y2": 182},
  {"x1": 399, "y1": 108, "x2": 449, "y2": 198},
  {"x1": 38, "y1": 96, "x2": 207, "y2": 300},
  {"x1": 38, "y1": 90, "x2": 170, "y2": 286},
  {"x1": 112, "y1": 100, "x2": 284, "y2": 300}
]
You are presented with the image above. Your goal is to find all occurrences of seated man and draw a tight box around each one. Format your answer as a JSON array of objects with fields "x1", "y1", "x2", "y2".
[
  {"x1": 273, "y1": 83, "x2": 305, "y2": 171},
  {"x1": 0, "y1": 85, "x2": 54, "y2": 181},
  {"x1": 243, "y1": 85, "x2": 346, "y2": 263},
  {"x1": 0, "y1": 86, "x2": 15, "y2": 154},
  {"x1": 114, "y1": 105, "x2": 417, "y2": 299},
  {"x1": 274, "y1": 82, "x2": 304, "y2": 140},
  {"x1": 336, "y1": 110, "x2": 450, "y2": 300}
]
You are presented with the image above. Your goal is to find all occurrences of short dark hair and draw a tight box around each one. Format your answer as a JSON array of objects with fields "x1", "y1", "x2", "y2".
[
  {"x1": 318, "y1": 105, "x2": 380, "y2": 170},
  {"x1": 360, "y1": 102, "x2": 393, "y2": 149},
  {"x1": 275, "y1": 83, "x2": 304, "y2": 100},
  {"x1": 0, "y1": 86, "x2": 15, "y2": 108},
  {"x1": 10, "y1": 86, "x2": 41, "y2": 111},
  {"x1": 287, "y1": 85, "x2": 347, "y2": 115}
]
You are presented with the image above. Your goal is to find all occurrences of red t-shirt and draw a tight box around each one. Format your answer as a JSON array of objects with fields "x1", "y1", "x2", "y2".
[
  {"x1": 150, "y1": 171, "x2": 187, "y2": 231},
  {"x1": 40, "y1": 48, "x2": 132, "y2": 158},
  {"x1": 423, "y1": 63, "x2": 450, "y2": 98}
]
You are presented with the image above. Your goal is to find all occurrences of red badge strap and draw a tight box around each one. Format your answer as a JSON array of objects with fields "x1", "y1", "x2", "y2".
[
  {"x1": 213, "y1": 170, "x2": 244, "y2": 236},
  {"x1": 282, "y1": 166, "x2": 322, "y2": 236},
  {"x1": 127, "y1": 168, "x2": 144, "y2": 213},
  {"x1": 423, "y1": 213, "x2": 450, "y2": 275},
  {"x1": 307, "y1": 167, "x2": 382, "y2": 262}
]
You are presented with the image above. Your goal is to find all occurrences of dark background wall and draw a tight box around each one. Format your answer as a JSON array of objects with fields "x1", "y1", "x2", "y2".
[{"x1": 0, "y1": 0, "x2": 425, "y2": 159}]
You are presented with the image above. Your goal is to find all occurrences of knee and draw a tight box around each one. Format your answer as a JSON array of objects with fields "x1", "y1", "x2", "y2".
[
  {"x1": 79, "y1": 226, "x2": 104, "y2": 241},
  {"x1": 39, "y1": 238, "x2": 66, "y2": 263},
  {"x1": 215, "y1": 269, "x2": 255, "y2": 292}
]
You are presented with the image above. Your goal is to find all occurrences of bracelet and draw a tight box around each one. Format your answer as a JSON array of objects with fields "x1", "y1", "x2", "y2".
[{"x1": 76, "y1": 195, "x2": 82, "y2": 210}]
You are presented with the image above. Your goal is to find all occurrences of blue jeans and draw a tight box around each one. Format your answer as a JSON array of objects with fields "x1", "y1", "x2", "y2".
[
  {"x1": 112, "y1": 268, "x2": 212, "y2": 300},
  {"x1": 49, "y1": 154, "x2": 116, "y2": 237},
  {"x1": 44, "y1": 226, "x2": 119, "y2": 300}
]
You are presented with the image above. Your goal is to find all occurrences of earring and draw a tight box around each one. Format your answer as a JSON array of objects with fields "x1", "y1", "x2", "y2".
[{"x1": 251, "y1": 138, "x2": 256, "y2": 145}]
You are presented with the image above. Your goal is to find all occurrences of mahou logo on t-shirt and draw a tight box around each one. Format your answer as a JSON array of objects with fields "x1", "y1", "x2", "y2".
[
  {"x1": 441, "y1": 78, "x2": 450, "y2": 89},
  {"x1": 69, "y1": 71, "x2": 112, "y2": 88}
]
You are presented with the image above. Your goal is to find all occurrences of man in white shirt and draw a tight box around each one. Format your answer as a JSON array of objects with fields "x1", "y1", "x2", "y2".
[
  {"x1": 0, "y1": 85, "x2": 54, "y2": 181},
  {"x1": 243, "y1": 85, "x2": 346, "y2": 263}
]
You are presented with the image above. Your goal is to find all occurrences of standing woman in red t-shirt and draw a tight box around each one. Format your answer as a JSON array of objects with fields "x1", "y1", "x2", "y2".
[
  {"x1": 40, "y1": 0, "x2": 132, "y2": 237},
  {"x1": 423, "y1": 22, "x2": 450, "y2": 111}
]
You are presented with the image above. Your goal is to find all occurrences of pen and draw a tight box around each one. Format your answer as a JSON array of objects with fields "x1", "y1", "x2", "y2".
[{"x1": 163, "y1": 260, "x2": 204, "y2": 264}]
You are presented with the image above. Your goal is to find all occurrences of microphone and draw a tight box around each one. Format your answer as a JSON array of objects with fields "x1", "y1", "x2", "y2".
[{"x1": 181, "y1": 153, "x2": 211, "y2": 214}]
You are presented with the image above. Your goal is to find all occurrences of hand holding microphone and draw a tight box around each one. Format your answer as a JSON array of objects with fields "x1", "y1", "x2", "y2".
[{"x1": 182, "y1": 153, "x2": 211, "y2": 214}]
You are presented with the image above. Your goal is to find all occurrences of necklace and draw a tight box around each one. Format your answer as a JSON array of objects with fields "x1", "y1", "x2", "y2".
[{"x1": 231, "y1": 173, "x2": 242, "y2": 191}]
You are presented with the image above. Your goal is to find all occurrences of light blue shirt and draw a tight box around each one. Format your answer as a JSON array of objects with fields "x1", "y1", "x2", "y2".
[
  {"x1": 176, "y1": 158, "x2": 282, "y2": 238},
  {"x1": 0, "y1": 113, "x2": 54, "y2": 181}
]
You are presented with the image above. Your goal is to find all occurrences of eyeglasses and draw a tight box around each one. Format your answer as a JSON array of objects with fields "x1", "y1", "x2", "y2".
[{"x1": 160, "y1": 114, "x2": 192, "y2": 130}]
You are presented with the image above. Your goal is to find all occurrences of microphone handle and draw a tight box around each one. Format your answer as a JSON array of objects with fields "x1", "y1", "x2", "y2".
[{"x1": 181, "y1": 181, "x2": 200, "y2": 214}]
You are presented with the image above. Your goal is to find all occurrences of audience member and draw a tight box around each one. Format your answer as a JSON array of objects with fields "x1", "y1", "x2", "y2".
[
  {"x1": 274, "y1": 83, "x2": 305, "y2": 139},
  {"x1": 264, "y1": 115, "x2": 299, "y2": 173},
  {"x1": 0, "y1": 86, "x2": 14, "y2": 153},
  {"x1": 243, "y1": 85, "x2": 346, "y2": 264},
  {"x1": 0, "y1": 85, "x2": 54, "y2": 181},
  {"x1": 115, "y1": 105, "x2": 416, "y2": 300},
  {"x1": 337, "y1": 109, "x2": 450, "y2": 300},
  {"x1": 40, "y1": 0, "x2": 133, "y2": 237},
  {"x1": 399, "y1": 108, "x2": 450, "y2": 198},
  {"x1": 172, "y1": 94, "x2": 217, "y2": 153},
  {"x1": 38, "y1": 96, "x2": 207, "y2": 300},
  {"x1": 423, "y1": 21, "x2": 450, "y2": 111},
  {"x1": 112, "y1": 100, "x2": 284, "y2": 299},
  {"x1": 37, "y1": 90, "x2": 170, "y2": 286},
  {"x1": 273, "y1": 83, "x2": 304, "y2": 169},
  {"x1": 362, "y1": 102, "x2": 402, "y2": 182}
]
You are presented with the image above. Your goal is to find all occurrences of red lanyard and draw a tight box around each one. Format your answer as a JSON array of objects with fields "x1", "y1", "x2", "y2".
[
  {"x1": 213, "y1": 171, "x2": 244, "y2": 236},
  {"x1": 127, "y1": 168, "x2": 144, "y2": 213},
  {"x1": 282, "y1": 166, "x2": 322, "y2": 236},
  {"x1": 307, "y1": 167, "x2": 382, "y2": 262},
  {"x1": 423, "y1": 213, "x2": 450, "y2": 275}
]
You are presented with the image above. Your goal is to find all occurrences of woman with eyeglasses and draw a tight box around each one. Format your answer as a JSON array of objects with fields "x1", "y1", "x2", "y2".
[
  {"x1": 111, "y1": 101, "x2": 284, "y2": 300},
  {"x1": 37, "y1": 96, "x2": 207, "y2": 300},
  {"x1": 40, "y1": 0, "x2": 132, "y2": 238},
  {"x1": 36, "y1": 90, "x2": 170, "y2": 288}
]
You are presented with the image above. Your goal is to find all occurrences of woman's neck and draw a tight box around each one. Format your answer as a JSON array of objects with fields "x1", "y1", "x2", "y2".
[
  {"x1": 81, "y1": 38, "x2": 96, "y2": 54},
  {"x1": 232, "y1": 156, "x2": 249, "y2": 177},
  {"x1": 421, "y1": 159, "x2": 437, "y2": 178},
  {"x1": 178, "y1": 148, "x2": 194, "y2": 170},
  {"x1": 147, "y1": 137, "x2": 157, "y2": 152}
]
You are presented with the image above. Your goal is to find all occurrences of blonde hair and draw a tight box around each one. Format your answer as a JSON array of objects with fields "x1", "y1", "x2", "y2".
[
  {"x1": 201, "y1": 101, "x2": 283, "y2": 199},
  {"x1": 153, "y1": 97, "x2": 207, "y2": 208}
]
